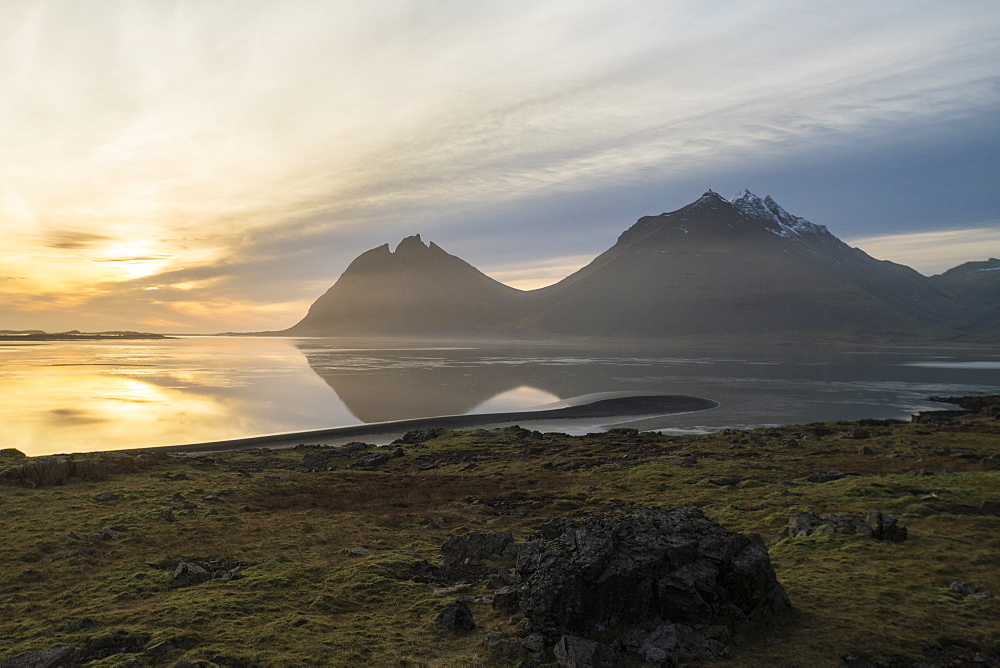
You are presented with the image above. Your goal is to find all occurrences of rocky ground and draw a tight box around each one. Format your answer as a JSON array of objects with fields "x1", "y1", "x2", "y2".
[{"x1": 0, "y1": 396, "x2": 998, "y2": 666}]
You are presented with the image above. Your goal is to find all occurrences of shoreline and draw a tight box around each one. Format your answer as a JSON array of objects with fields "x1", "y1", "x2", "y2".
[{"x1": 124, "y1": 394, "x2": 720, "y2": 455}]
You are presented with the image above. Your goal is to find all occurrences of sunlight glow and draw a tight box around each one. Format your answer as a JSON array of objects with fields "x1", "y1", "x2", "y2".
[{"x1": 471, "y1": 386, "x2": 563, "y2": 414}]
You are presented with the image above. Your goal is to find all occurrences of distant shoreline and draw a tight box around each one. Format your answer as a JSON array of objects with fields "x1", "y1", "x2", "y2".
[
  {"x1": 126, "y1": 394, "x2": 720, "y2": 455},
  {"x1": 0, "y1": 331, "x2": 171, "y2": 341}
]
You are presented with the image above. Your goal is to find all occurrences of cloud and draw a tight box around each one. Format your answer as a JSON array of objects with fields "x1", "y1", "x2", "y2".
[
  {"x1": 0, "y1": 1, "x2": 997, "y2": 331},
  {"x1": 45, "y1": 230, "x2": 110, "y2": 250}
]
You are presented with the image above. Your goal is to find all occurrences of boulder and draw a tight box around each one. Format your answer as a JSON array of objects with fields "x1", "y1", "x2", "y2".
[
  {"x1": 492, "y1": 584, "x2": 520, "y2": 610},
  {"x1": 301, "y1": 451, "x2": 337, "y2": 472},
  {"x1": 639, "y1": 622, "x2": 729, "y2": 664},
  {"x1": 806, "y1": 470, "x2": 847, "y2": 483},
  {"x1": 441, "y1": 532, "x2": 519, "y2": 567},
  {"x1": 80, "y1": 631, "x2": 150, "y2": 661},
  {"x1": 514, "y1": 507, "x2": 789, "y2": 648},
  {"x1": 173, "y1": 562, "x2": 212, "y2": 585},
  {"x1": 347, "y1": 447, "x2": 404, "y2": 470},
  {"x1": 949, "y1": 579, "x2": 992, "y2": 599},
  {"x1": 780, "y1": 510, "x2": 907, "y2": 542},
  {"x1": 435, "y1": 600, "x2": 475, "y2": 632},
  {"x1": 343, "y1": 546, "x2": 375, "y2": 557},
  {"x1": 399, "y1": 428, "x2": 444, "y2": 444},
  {"x1": 0, "y1": 646, "x2": 78, "y2": 668},
  {"x1": 866, "y1": 510, "x2": 908, "y2": 543},
  {"x1": 553, "y1": 635, "x2": 618, "y2": 667}
]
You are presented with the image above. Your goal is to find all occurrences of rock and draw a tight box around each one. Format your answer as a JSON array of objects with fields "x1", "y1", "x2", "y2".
[
  {"x1": 866, "y1": 510, "x2": 908, "y2": 542},
  {"x1": 81, "y1": 631, "x2": 150, "y2": 661},
  {"x1": 606, "y1": 428, "x2": 639, "y2": 437},
  {"x1": 91, "y1": 528, "x2": 124, "y2": 542},
  {"x1": 515, "y1": 507, "x2": 789, "y2": 648},
  {"x1": 441, "y1": 532, "x2": 519, "y2": 567},
  {"x1": 435, "y1": 600, "x2": 475, "y2": 632},
  {"x1": 949, "y1": 579, "x2": 992, "y2": 599},
  {"x1": 806, "y1": 470, "x2": 847, "y2": 483},
  {"x1": 160, "y1": 507, "x2": 175, "y2": 523},
  {"x1": 425, "y1": 516, "x2": 447, "y2": 528},
  {"x1": 343, "y1": 546, "x2": 374, "y2": 557},
  {"x1": 492, "y1": 584, "x2": 520, "y2": 610},
  {"x1": 779, "y1": 510, "x2": 906, "y2": 542},
  {"x1": 221, "y1": 565, "x2": 244, "y2": 581},
  {"x1": 399, "y1": 428, "x2": 444, "y2": 444},
  {"x1": 639, "y1": 622, "x2": 729, "y2": 664},
  {"x1": 553, "y1": 635, "x2": 618, "y2": 667},
  {"x1": 485, "y1": 636, "x2": 536, "y2": 662},
  {"x1": 96, "y1": 491, "x2": 121, "y2": 502},
  {"x1": 0, "y1": 452, "x2": 150, "y2": 488},
  {"x1": 66, "y1": 617, "x2": 98, "y2": 631},
  {"x1": 347, "y1": 447, "x2": 405, "y2": 470},
  {"x1": 173, "y1": 562, "x2": 212, "y2": 585},
  {"x1": 0, "y1": 646, "x2": 78, "y2": 667},
  {"x1": 488, "y1": 571, "x2": 516, "y2": 589},
  {"x1": 301, "y1": 451, "x2": 337, "y2": 472}
]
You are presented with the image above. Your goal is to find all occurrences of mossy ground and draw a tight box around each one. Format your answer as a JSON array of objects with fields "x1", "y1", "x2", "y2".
[{"x1": 1, "y1": 407, "x2": 998, "y2": 666}]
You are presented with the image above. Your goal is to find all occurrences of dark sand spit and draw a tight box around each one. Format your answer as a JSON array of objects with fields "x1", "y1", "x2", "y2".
[{"x1": 134, "y1": 394, "x2": 718, "y2": 454}]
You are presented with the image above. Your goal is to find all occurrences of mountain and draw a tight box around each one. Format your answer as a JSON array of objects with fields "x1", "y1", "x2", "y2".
[
  {"x1": 284, "y1": 234, "x2": 523, "y2": 336},
  {"x1": 281, "y1": 191, "x2": 983, "y2": 341},
  {"x1": 930, "y1": 258, "x2": 1000, "y2": 341},
  {"x1": 522, "y1": 190, "x2": 960, "y2": 339}
]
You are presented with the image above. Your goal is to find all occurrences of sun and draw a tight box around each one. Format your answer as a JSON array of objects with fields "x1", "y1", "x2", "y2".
[{"x1": 95, "y1": 241, "x2": 172, "y2": 281}]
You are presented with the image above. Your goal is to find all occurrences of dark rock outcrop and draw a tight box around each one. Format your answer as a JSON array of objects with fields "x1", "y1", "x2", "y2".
[
  {"x1": 779, "y1": 510, "x2": 907, "y2": 542},
  {"x1": 512, "y1": 506, "x2": 788, "y2": 662},
  {"x1": 553, "y1": 635, "x2": 619, "y2": 667},
  {"x1": 347, "y1": 447, "x2": 404, "y2": 470},
  {"x1": 441, "y1": 532, "x2": 519, "y2": 567},
  {"x1": 169, "y1": 559, "x2": 246, "y2": 585},
  {"x1": 0, "y1": 453, "x2": 152, "y2": 488},
  {"x1": 0, "y1": 646, "x2": 78, "y2": 668},
  {"x1": 435, "y1": 600, "x2": 475, "y2": 632},
  {"x1": 949, "y1": 579, "x2": 992, "y2": 599}
]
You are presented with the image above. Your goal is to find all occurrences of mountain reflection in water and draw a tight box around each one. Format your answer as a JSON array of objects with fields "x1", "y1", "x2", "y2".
[
  {"x1": 295, "y1": 339, "x2": 1000, "y2": 432},
  {"x1": 2, "y1": 336, "x2": 998, "y2": 456}
]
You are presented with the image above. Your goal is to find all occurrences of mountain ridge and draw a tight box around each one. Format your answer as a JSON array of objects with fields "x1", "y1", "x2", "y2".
[{"x1": 279, "y1": 192, "x2": 994, "y2": 342}]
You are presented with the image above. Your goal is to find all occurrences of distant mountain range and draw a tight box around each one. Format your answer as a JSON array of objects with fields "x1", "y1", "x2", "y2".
[{"x1": 281, "y1": 191, "x2": 998, "y2": 342}]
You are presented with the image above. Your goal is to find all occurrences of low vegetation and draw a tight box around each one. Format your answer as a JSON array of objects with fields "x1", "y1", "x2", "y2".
[{"x1": 1, "y1": 397, "x2": 998, "y2": 666}]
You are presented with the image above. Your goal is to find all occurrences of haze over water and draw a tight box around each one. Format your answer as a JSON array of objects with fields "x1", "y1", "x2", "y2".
[{"x1": 3, "y1": 337, "x2": 998, "y2": 457}]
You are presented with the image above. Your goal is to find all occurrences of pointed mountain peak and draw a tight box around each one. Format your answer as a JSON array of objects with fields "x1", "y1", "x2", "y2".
[
  {"x1": 697, "y1": 189, "x2": 729, "y2": 203},
  {"x1": 731, "y1": 189, "x2": 771, "y2": 218},
  {"x1": 730, "y1": 191, "x2": 830, "y2": 239},
  {"x1": 394, "y1": 234, "x2": 427, "y2": 253}
]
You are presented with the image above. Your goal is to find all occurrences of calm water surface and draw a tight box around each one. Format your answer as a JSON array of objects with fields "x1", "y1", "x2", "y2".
[{"x1": 2, "y1": 336, "x2": 998, "y2": 455}]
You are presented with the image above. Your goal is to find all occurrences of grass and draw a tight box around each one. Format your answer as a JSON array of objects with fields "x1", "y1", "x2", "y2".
[{"x1": 1, "y1": 406, "x2": 998, "y2": 666}]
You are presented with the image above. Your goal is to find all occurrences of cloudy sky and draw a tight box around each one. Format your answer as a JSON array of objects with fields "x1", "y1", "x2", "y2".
[{"x1": 1, "y1": 0, "x2": 997, "y2": 333}]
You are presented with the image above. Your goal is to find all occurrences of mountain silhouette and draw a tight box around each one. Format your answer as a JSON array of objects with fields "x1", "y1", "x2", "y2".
[
  {"x1": 284, "y1": 234, "x2": 523, "y2": 336},
  {"x1": 930, "y1": 257, "x2": 1000, "y2": 341},
  {"x1": 280, "y1": 192, "x2": 992, "y2": 341}
]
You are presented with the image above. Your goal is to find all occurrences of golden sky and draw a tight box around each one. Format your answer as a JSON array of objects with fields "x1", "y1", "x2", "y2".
[{"x1": 1, "y1": 1, "x2": 997, "y2": 332}]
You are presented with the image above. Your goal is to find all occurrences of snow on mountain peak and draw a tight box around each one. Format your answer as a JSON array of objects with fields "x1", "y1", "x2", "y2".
[{"x1": 731, "y1": 190, "x2": 829, "y2": 238}]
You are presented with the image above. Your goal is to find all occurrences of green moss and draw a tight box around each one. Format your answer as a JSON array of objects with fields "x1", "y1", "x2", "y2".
[{"x1": 1, "y1": 405, "x2": 999, "y2": 665}]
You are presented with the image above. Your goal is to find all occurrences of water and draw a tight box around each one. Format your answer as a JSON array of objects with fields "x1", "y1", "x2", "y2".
[{"x1": 2, "y1": 336, "x2": 998, "y2": 456}]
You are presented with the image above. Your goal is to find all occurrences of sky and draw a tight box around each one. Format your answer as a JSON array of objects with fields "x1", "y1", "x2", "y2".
[{"x1": 0, "y1": 0, "x2": 997, "y2": 333}]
